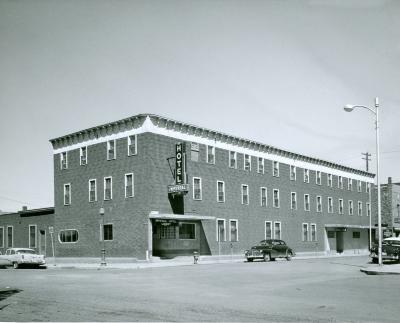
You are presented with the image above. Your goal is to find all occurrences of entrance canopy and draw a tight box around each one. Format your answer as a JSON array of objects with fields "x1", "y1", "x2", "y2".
[
  {"x1": 325, "y1": 224, "x2": 370, "y2": 229},
  {"x1": 149, "y1": 211, "x2": 215, "y2": 221}
]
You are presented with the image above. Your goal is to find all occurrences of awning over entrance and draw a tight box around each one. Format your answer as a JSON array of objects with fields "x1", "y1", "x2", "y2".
[
  {"x1": 149, "y1": 211, "x2": 215, "y2": 221},
  {"x1": 325, "y1": 224, "x2": 370, "y2": 229}
]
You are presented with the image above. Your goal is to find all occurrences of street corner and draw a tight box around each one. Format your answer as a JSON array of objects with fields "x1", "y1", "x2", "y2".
[{"x1": 360, "y1": 264, "x2": 400, "y2": 275}]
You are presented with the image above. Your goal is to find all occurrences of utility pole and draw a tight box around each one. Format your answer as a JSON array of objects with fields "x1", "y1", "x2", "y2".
[{"x1": 362, "y1": 152, "x2": 371, "y2": 172}]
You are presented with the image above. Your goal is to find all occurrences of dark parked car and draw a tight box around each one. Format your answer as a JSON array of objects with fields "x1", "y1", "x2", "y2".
[
  {"x1": 370, "y1": 237, "x2": 400, "y2": 263},
  {"x1": 245, "y1": 239, "x2": 295, "y2": 262}
]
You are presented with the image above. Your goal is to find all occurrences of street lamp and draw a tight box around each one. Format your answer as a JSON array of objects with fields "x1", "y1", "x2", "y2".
[
  {"x1": 99, "y1": 207, "x2": 107, "y2": 266},
  {"x1": 343, "y1": 97, "x2": 382, "y2": 266}
]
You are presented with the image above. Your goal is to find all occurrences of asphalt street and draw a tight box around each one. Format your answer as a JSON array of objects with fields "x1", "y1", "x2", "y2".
[{"x1": 0, "y1": 256, "x2": 399, "y2": 322}]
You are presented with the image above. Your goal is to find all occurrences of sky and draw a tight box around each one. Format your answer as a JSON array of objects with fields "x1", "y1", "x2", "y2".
[{"x1": 0, "y1": 0, "x2": 399, "y2": 212}]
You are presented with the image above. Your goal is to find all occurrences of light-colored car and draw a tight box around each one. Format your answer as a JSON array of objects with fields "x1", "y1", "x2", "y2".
[{"x1": 0, "y1": 248, "x2": 46, "y2": 269}]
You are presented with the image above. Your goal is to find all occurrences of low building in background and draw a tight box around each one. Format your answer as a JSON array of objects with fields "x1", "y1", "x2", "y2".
[{"x1": 380, "y1": 177, "x2": 400, "y2": 237}]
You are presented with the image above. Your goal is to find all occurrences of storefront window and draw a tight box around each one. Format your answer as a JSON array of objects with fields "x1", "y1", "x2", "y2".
[
  {"x1": 157, "y1": 225, "x2": 176, "y2": 239},
  {"x1": 179, "y1": 223, "x2": 195, "y2": 239}
]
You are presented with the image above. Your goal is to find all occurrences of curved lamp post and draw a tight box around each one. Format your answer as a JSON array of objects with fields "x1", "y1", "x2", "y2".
[{"x1": 343, "y1": 97, "x2": 382, "y2": 266}]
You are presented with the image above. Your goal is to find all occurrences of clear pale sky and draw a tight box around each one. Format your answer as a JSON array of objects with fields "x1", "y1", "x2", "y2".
[{"x1": 0, "y1": 0, "x2": 399, "y2": 212}]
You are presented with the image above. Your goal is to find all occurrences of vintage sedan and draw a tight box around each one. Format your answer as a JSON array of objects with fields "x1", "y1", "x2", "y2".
[
  {"x1": 370, "y1": 237, "x2": 400, "y2": 263},
  {"x1": 0, "y1": 248, "x2": 46, "y2": 269},
  {"x1": 245, "y1": 239, "x2": 295, "y2": 262}
]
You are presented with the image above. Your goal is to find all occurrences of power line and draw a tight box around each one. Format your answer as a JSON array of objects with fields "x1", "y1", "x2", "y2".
[{"x1": 0, "y1": 195, "x2": 39, "y2": 207}]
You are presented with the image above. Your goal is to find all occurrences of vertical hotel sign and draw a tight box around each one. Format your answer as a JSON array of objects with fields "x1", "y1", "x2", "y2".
[{"x1": 168, "y1": 142, "x2": 189, "y2": 194}]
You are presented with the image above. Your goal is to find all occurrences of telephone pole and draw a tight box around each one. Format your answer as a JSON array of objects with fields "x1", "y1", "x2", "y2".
[{"x1": 362, "y1": 152, "x2": 371, "y2": 172}]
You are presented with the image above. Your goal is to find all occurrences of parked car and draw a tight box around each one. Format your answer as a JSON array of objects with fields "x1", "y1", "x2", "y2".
[
  {"x1": 0, "y1": 248, "x2": 46, "y2": 269},
  {"x1": 245, "y1": 239, "x2": 295, "y2": 262},
  {"x1": 370, "y1": 237, "x2": 400, "y2": 263}
]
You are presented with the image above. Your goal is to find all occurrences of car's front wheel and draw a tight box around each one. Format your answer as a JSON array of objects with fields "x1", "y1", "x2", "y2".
[
  {"x1": 286, "y1": 251, "x2": 293, "y2": 261},
  {"x1": 263, "y1": 253, "x2": 271, "y2": 262},
  {"x1": 247, "y1": 258, "x2": 253, "y2": 262},
  {"x1": 13, "y1": 262, "x2": 19, "y2": 269}
]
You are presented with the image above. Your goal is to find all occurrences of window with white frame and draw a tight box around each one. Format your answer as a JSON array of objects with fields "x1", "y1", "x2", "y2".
[
  {"x1": 366, "y1": 202, "x2": 371, "y2": 217},
  {"x1": 260, "y1": 187, "x2": 267, "y2": 207},
  {"x1": 316, "y1": 196, "x2": 322, "y2": 212},
  {"x1": 273, "y1": 161, "x2": 279, "y2": 177},
  {"x1": 104, "y1": 177, "x2": 112, "y2": 200},
  {"x1": 59, "y1": 229, "x2": 79, "y2": 243},
  {"x1": 217, "y1": 181, "x2": 225, "y2": 203},
  {"x1": 179, "y1": 223, "x2": 195, "y2": 239},
  {"x1": 273, "y1": 189, "x2": 280, "y2": 208},
  {"x1": 7, "y1": 226, "x2": 13, "y2": 248},
  {"x1": 125, "y1": 173, "x2": 134, "y2": 198},
  {"x1": 107, "y1": 140, "x2": 116, "y2": 160},
  {"x1": 348, "y1": 200, "x2": 354, "y2": 215},
  {"x1": 207, "y1": 145, "x2": 215, "y2": 164},
  {"x1": 128, "y1": 135, "x2": 137, "y2": 156},
  {"x1": 64, "y1": 183, "x2": 71, "y2": 205},
  {"x1": 358, "y1": 180, "x2": 362, "y2": 192},
  {"x1": 0, "y1": 226, "x2": 3, "y2": 248},
  {"x1": 291, "y1": 192, "x2": 297, "y2": 210},
  {"x1": 265, "y1": 221, "x2": 272, "y2": 239},
  {"x1": 338, "y1": 176, "x2": 343, "y2": 189},
  {"x1": 103, "y1": 224, "x2": 113, "y2": 241},
  {"x1": 304, "y1": 194, "x2": 310, "y2": 211},
  {"x1": 229, "y1": 151, "x2": 237, "y2": 168},
  {"x1": 311, "y1": 224, "x2": 317, "y2": 241},
  {"x1": 348, "y1": 178, "x2": 353, "y2": 191},
  {"x1": 339, "y1": 199, "x2": 344, "y2": 214},
  {"x1": 244, "y1": 154, "x2": 251, "y2": 171},
  {"x1": 290, "y1": 165, "x2": 296, "y2": 181},
  {"x1": 328, "y1": 197, "x2": 333, "y2": 213},
  {"x1": 80, "y1": 147, "x2": 87, "y2": 165},
  {"x1": 302, "y1": 223, "x2": 309, "y2": 241},
  {"x1": 191, "y1": 142, "x2": 199, "y2": 162},
  {"x1": 29, "y1": 225, "x2": 37, "y2": 248},
  {"x1": 358, "y1": 201, "x2": 362, "y2": 216},
  {"x1": 229, "y1": 220, "x2": 238, "y2": 242},
  {"x1": 257, "y1": 157, "x2": 264, "y2": 174},
  {"x1": 89, "y1": 179, "x2": 97, "y2": 202},
  {"x1": 316, "y1": 171, "x2": 322, "y2": 185},
  {"x1": 193, "y1": 177, "x2": 202, "y2": 200},
  {"x1": 366, "y1": 183, "x2": 370, "y2": 193},
  {"x1": 304, "y1": 169, "x2": 310, "y2": 183},
  {"x1": 274, "y1": 222, "x2": 281, "y2": 240},
  {"x1": 216, "y1": 219, "x2": 226, "y2": 241},
  {"x1": 60, "y1": 151, "x2": 67, "y2": 169},
  {"x1": 242, "y1": 184, "x2": 249, "y2": 205},
  {"x1": 327, "y1": 174, "x2": 332, "y2": 187}
]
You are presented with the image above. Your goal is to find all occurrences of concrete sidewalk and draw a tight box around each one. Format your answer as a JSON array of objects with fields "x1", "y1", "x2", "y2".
[{"x1": 360, "y1": 263, "x2": 400, "y2": 275}]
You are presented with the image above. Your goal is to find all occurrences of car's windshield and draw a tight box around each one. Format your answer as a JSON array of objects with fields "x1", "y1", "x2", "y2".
[{"x1": 17, "y1": 250, "x2": 36, "y2": 254}]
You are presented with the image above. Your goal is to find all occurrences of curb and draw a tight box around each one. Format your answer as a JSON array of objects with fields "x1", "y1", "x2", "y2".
[{"x1": 360, "y1": 268, "x2": 400, "y2": 275}]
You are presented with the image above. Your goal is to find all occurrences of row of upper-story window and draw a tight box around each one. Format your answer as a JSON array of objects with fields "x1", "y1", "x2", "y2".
[
  {"x1": 62, "y1": 173, "x2": 134, "y2": 205},
  {"x1": 59, "y1": 135, "x2": 137, "y2": 169},
  {"x1": 192, "y1": 177, "x2": 371, "y2": 216},
  {"x1": 0, "y1": 225, "x2": 37, "y2": 249}
]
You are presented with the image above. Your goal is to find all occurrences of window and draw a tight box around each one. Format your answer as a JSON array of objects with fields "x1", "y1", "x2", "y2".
[
  {"x1": 88, "y1": 179, "x2": 97, "y2": 202},
  {"x1": 316, "y1": 171, "x2": 322, "y2": 185},
  {"x1": 302, "y1": 223, "x2": 309, "y2": 241},
  {"x1": 366, "y1": 183, "x2": 371, "y2": 193},
  {"x1": 59, "y1": 229, "x2": 78, "y2": 243},
  {"x1": 179, "y1": 223, "x2": 195, "y2": 239},
  {"x1": 107, "y1": 140, "x2": 116, "y2": 160},
  {"x1": 358, "y1": 180, "x2": 362, "y2": 192},
  {"x1": 64, "y1": 183, "x2": 71, "y2": 205},
  {"x1": 291, "y1": 192, "x2": 297, "y2": 210},
  {"x1": 7, "y1": 226, "x2": 13, "y2": 248},
  {"x1": 274, "y1": 222, "x2": 281, "y2": 240},
  {"x1": 338, "y1": 176, "x2": 343, "y2": 189},
  {"x1": 304, "y1": 169, "x2": 310, "y2": 183},
  {"x1": 244, "y1": 154, "x2": 251, "y2": 171},
  {"x1": 128, "y1": 135, "x2": 137, "y2": 156},
  {"x1": 273, "y1": 189, "x2": 279, "y2": 208},
  {"x1": 358, "y1": 201, "x2": 363, "y2": 216},
  {"x1": 311, "y1": 224, "x2": 317, "y2": 241},
  {"x1": 80, "y1": 147, "x2": 87, "y2": 165},
  {"x1": 60, "y1": 151, "x2": 67, "y2": 169},
  {"x1": 229, "y1": 151, "x2": 237, "y2": 168},
  {"x1": 273, "y1": 161, "x2": 279, "y2": 177},
  {"x1": 217, "y1": 181, "x2": 225, "y2": 203},
  {"x1": 216, "y1": 219, "x2": 226, "y2": 241},
  {"x1": 125, "y1": 173, "x2": 134, "y2": 198},
  {"x1": 328, "y1": 197, "x2": 333, "y2": 213},
  {"x1": 348, "y1": 200, "x2": 354, "y2": 215},
  {"x1": 339, "y1": 199, "x2": 344, "y2": 214},
  {"x1": 0, "y1": 227, "x2": 3, "y2": 248},
  {"x1": 229, "y1": 220, "x2": 238, "y2": 242},
  {"x1": 207, "y1": 145, "x2": 215, "y2": 164},
  {"x1": 327, "y1": 174, "x2": 332, "y2": 187},
  {"x1": 191, "y1": 142, "x2": 199, "y2": 162},
  {"x1": 103, "y1": 224, "x2": 113, "y2": 241},
  {"x1": 367, "y1": 202, "x2": 371, "y2": 217},
  {"x1": 157, "y1": 226, "x2": 175, "y2": 239},
  {"x1": 290, "y1": 165, "x2": 296, "y2": 181},
  {"x1": 242, "y1": 185, "x2": 249, "y2": 205},
  {"x1": 29, "y1": 225, "x2": 37, "y2": 248},
  {"x1": 316, "y1": 196, "x2": 322, "y2": 212},
  {"x1": 257, "y1": 157, "x2": 264, "y2": 174},
  {"x1": 104, "y1": 177, "x2": 112, "y2": 200},
  {"x1": 353, "y1": 231, "x2": 361, "y2": 239},
  {"x1": 304, "y1": 194, "x2": 310, "y2": 211},
  {"x1": 193, "y1": 177, "x2": 202, "y2": 200},
  {"x1": 265, "y1": 221, "x2": 272, "y2": 239},
  {"x1": 348, "y1": 178, "x2": 353, "y2": 191},
  {"x1": 328, "y1": 231, "x2": 335, "y2": 239},
  {"x1": 260, "y1": 187, "x2": 267, "y2": 207}
]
